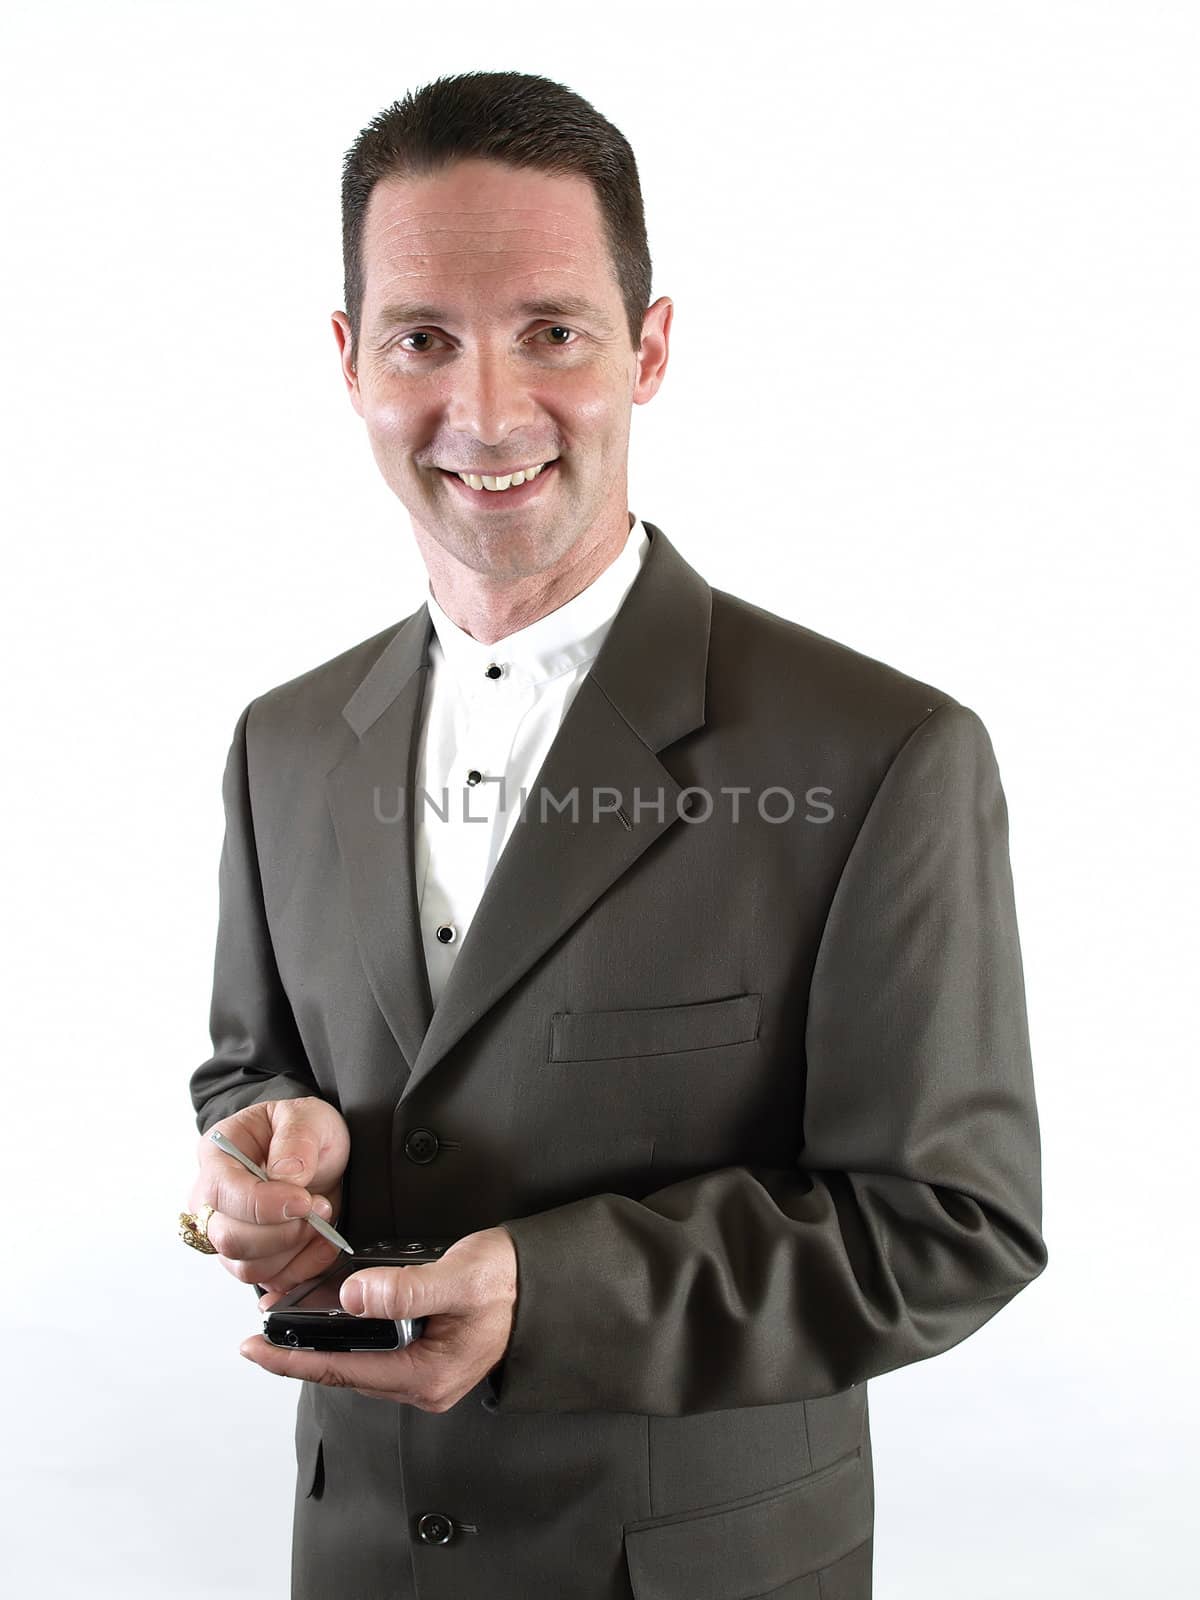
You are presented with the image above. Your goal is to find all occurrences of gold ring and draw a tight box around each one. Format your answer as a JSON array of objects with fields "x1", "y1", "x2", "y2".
[{"x1": 179, "y1": 1203, "x2": 218, "y2": 1254}]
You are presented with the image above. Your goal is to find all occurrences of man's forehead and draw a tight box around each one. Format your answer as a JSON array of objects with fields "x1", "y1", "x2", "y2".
[
  {"x1": 368, "y1": 207, "x2": 589, "y2": 261},
  {"x1": 365, "y1": 162, "x2": 598, "y2": 236},
  {"x1": 359, "y1": 170, "x2": 615, "y2": 326}
]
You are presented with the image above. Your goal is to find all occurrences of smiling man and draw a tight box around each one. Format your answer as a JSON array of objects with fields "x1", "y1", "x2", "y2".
[
  {"x1": 185, "y1": 71, "x2": 1047, "y2": 1600},
  {"x1": 334, "y1": 153, "x2": 666, "y2": 636}
]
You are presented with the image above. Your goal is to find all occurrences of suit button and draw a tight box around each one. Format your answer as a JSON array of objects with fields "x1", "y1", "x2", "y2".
[
  {"x1": 404, "y1": 1128, "x2": 440, "y2": 1165},
  {"x1": 416, "y1": 1512, "x2": 455, "y2": 1545}
]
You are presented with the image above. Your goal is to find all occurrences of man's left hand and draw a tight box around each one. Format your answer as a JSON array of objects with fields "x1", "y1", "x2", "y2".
[{"x1": 239, "y1": 1226, "x2": 518, "y2": 1413}]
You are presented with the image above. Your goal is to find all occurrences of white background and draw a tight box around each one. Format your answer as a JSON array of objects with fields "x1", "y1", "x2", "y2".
[{"x1": 3, "y1": 2, "x2": 1195, "y2": 1595}]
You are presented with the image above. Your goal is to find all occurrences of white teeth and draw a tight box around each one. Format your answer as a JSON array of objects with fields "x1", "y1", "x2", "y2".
[{"x1": 457, "y1": 462, "x2": 547, "y2": 492}]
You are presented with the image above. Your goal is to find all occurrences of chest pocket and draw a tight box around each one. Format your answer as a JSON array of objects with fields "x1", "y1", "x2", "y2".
[{"x1": 549, "y1": 992, "x2": 762, "y2": 1062}]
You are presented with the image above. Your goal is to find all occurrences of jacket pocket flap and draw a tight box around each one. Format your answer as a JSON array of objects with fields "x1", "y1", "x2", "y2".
[
  {"x1": 623, "y1": 1447, "x2": 869, "y2": 1600},
  {"x1": 550, "y1": 992, "x2": 762, "y2": 1062}
]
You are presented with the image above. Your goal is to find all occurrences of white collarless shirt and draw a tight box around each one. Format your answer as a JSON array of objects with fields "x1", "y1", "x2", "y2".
[{"x1": 415, "y1": 516, "x2": 651, "y2": 1007}]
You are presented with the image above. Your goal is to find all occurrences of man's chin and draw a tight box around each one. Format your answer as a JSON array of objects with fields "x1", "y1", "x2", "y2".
[{"x1": 411, "y1": 519, "x2": 567, "y2": 580}]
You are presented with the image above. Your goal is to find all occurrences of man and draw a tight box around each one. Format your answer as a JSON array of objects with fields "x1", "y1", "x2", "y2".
[{"x1": 185, "y1": 71, "x2": 1047, "y2": 1600}]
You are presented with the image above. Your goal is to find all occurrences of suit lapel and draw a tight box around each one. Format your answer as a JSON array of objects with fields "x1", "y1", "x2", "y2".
[
  {"x1": 324, "y1": 608, "x2": 436, "y2": 1075},
  {"x1": 324, "y1": 521, "x2": 712, "y2": 1101}
]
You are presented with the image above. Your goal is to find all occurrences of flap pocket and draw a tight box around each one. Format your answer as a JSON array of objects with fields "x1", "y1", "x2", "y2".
[
  {"x1": 623, "y1": 1446, "x2": 870, "y2": 1600},
  {"x1": 549, "y1": 992, "x2": 762, "y2": 1062}
]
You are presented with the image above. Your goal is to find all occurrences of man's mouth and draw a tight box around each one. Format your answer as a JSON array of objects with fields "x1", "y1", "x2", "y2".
[{"x1": 438, "y1": 459, "x2": 559, "y2": 505}]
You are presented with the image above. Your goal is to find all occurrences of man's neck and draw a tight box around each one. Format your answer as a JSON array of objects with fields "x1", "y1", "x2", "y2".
[{"x1": 424, "y1": 513, "x2": 635, "y2": 647}]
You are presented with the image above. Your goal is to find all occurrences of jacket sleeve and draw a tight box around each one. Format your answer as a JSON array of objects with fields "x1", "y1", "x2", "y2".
[
  {"x1": 491, "y1": 701, "x2": 1048, "y2": 1415},
  {"x1": 189, "y1": 700, "x2": 320, "y2": 1136}
]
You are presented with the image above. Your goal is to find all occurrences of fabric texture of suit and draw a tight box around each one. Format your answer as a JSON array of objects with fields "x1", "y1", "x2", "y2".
[{"x1": 190, "y1": 521, "x2": 1047, "y2": 1600}]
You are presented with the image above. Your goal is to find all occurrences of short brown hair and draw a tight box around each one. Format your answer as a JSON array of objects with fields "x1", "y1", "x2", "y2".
[{"x1": 340, "y1": 71, "x2": 653, "y2": 369}]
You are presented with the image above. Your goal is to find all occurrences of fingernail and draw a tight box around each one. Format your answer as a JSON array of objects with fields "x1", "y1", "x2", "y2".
[
  {"x1": 312, "y1": 1197, "x2": 333, "y2": 1220},
  {"x1": 283, "y1": 1199, "x2": 310, "y2": 1219},
  {"x1": 271, "y1": 1158, "x2": 303, "y2": 1175}
]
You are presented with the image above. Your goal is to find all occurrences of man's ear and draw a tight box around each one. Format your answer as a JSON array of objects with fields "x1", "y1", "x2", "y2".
[
  {"x1": 331, "y1": 311, "x2": 364, "y2": 416},
  {"x1": 633, "y1": 295, "x2": 672, "y2": 406}
]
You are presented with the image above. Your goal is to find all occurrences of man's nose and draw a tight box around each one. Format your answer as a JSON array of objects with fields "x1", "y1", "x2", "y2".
[{"x1": 445, "y1": 350, "x2": 536, "y2": 445}]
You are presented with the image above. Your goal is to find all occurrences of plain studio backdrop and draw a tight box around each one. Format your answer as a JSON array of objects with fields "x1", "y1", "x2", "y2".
[{"x1": 2, "y1": 2, "x2": 1194, "y2": 1596}]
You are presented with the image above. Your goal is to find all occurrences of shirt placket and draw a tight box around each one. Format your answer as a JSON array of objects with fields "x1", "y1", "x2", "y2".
[{"x1": 422, "y1": 667, "x2": 535, "y2": 981}]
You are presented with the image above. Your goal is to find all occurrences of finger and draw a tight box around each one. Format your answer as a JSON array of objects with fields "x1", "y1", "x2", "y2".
[
  {"x1": 192, "y1": 1102, "x2": 334, "y2": 1226},
  {"x1": 239, "y1": 1334, "x2": 418, "y2": 1395},
  {"x1": 217, "y1": 1234, "x2": 305, "y2": 1286},
  {"x1": 219, "y1": 1230, "x2": 329, "y2": 1288},
  {"x1": 252, "y1": 1228, "x2": 343, "y2": 1294},
  {"x1": 204, "y1": 1210, "x2": 303, "y2": 1263},
  {"x1": 340, "y1": 1263, "x2": 446, "y2": 1321},
  {"x1": 264, "y1": 1100, "x2": 329, "y2": 1186},
  {"x1": 193, "y1": 1162, "x2": 316, "y2": 1228},
  {"x1": 197, "y1": 1193, "x2": 335, "y2": 1263}
]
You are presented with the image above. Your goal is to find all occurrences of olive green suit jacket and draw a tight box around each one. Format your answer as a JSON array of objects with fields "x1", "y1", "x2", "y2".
[{"x1": 191, "y1": 521, "x2": 1047, "y2": 1600}]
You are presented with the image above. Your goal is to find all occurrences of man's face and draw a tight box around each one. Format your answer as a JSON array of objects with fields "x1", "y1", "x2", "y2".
[{"x1": 332, "y1": 158, "x2": 671, "y2": 582}]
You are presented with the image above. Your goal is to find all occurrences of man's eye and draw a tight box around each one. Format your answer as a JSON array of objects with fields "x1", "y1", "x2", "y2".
[
  {"x1": 397, "y1": 331, "x2": 442, "y2": 353},
  {"x1": 395, "y1": 326, "x2": 577, "y2": 355}
]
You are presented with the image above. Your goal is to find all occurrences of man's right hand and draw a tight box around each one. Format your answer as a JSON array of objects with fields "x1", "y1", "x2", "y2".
[{"x1": 188, "y1": 1096, "x2": 351, "y2": 1295}]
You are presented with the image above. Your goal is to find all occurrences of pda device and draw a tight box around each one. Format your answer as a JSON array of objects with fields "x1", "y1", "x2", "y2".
[{"x1": 260, "y1": 1237, "x2": 457, "y2": 1352}]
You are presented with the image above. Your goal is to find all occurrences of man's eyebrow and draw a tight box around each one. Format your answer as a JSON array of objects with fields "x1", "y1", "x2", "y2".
[{"x1": 373, "y1": 296, "x2": 616, "y2": 333}]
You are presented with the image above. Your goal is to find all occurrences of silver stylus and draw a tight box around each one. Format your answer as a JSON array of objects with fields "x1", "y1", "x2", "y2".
[{"x1": 208, "y1": 1128, "x2": 354, "y2": 1254}]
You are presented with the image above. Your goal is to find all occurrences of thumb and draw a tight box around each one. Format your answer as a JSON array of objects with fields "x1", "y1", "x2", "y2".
[
  {"x1": 339, "y1": 1275, "x2": 368, "y2": 1315},
  {"x1": 265, "y1": 1102, "x2": 322, "y2": 1182},
  {"x1": 340, "y1": 1266, "x2": 430, "y2": 1319}
]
